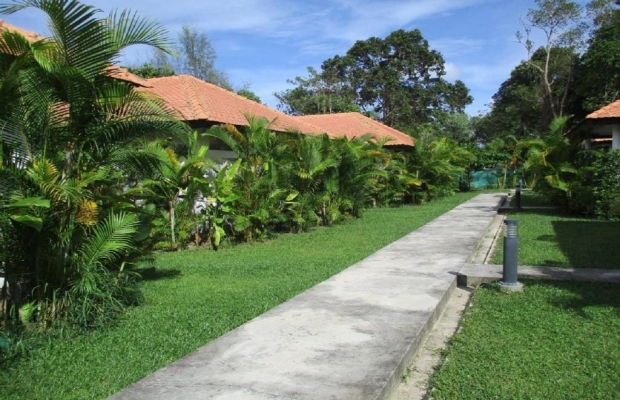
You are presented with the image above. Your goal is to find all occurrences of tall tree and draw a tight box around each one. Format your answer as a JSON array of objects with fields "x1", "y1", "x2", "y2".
[
  {"x1": 275, "y1": 66, "x2": 360, "y2": 115},
  {"x1": 573, "y1": 4, "x2": 620, "y2": 115},
  {"x1": 130, "y1": 25, "x2": 231, "y2": 88},
  {"x1": 517, "y1": 0, "x2": 585, "y2": 127},
  {"x1": 276, "y1": 29, "x2": 472, "y2": 130},
  {"x1": 328, "y1": 29, "x2": 472, "y2": 129},
  {"x1": 177, "y1": 25, "x2": 230, "y2": 89},
  {"x1": 477, "y1": 46, "x2": 579, "y2": 144}
]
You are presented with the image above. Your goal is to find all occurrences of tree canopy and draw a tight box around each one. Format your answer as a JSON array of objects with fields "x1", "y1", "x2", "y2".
[
  {"x1": 476, "y1": 0, "x2": 620, "y2": 144},
  {"x1": 276, "y1": 29, "x2": 472, "y2": 131}
]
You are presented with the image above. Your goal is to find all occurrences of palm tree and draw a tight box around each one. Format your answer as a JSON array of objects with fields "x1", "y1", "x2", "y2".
[
  {"x1": 205, "y1": 116, "x2": 299, "y2": 238},
  {"x1": 0, "y1": 0, "x2": 189, "y2": 327},
  {"x1": 411, "y1": 138, "x2": 476, "y2": 200},
  {"x1": 142, "y1": 132, "x2": 210, "y2": 246},
  {"x1": 517, "y1": 116, "x2": 578, "y2": 205}
]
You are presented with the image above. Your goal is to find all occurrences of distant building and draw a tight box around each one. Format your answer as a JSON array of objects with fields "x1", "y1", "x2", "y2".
[{"x1": 575, "y1": 99, "x2": 620, "y2": 151}]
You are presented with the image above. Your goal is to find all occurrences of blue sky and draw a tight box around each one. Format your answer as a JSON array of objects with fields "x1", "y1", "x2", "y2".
[{"x1": 1, "y1": 0, "x2": 584, "y2": 115}]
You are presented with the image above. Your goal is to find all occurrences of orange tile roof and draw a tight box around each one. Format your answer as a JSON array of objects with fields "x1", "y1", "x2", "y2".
[
  {"x1": 105, "y1": 66, "x2": 152, "y2": 87},
  {"x1": 586, "y1": 99, "x2": 620, "y2": 119},
  {"x1": 0, "y1": 19, "x2": 151, "y2": 87},
  {"x1": 141, "y1": 74, "x2": 330, "y2": 135},
  {"x1": 0, "y1": 19, "x2": 42, "y2": 42},
  {"x1": 294, "y1": 112, "x2": 415, "y2": 147}
]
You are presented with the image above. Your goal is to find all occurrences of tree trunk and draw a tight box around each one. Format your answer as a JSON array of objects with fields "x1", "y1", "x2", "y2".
[{"x1": 169, "y1": 200, "x2": 176, "y2": 244}]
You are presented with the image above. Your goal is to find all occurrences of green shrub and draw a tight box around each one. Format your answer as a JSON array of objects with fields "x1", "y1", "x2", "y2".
[{"x1": 592, "y1": 150, "x2": 620, "y2": 219}]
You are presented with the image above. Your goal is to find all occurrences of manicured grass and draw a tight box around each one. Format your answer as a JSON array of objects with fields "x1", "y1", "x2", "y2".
[
  {"x1": 492, "y1": 209, "x2": 620, "y2": 269},
  {"x1": 0, "y1": 192, "x2": 478, "y2": 399},
  {"x1": 430, "y1": 281, "x2": 620, "y2": 400}
]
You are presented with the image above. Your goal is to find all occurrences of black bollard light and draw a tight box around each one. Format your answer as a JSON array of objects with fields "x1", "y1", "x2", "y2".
[
  {"x1": 515, "y1": 179, "x2": 522, "y2": 209},
  {"x1": 500, "y1": 219, "x2": 523, "y2": 292}
]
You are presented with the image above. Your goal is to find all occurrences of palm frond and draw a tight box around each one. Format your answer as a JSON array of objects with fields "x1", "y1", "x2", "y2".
[
  {"x1": 106, "y1": 8, "x2": 170, "y2": 56},
  {"x1": 77, "y1": 211, "x2": 138, "y2": 271}
]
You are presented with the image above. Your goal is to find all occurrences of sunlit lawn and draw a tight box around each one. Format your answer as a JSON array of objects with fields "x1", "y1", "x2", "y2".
[{"x1": 0, "y1": 192, "x2": 478, "y2": 399}]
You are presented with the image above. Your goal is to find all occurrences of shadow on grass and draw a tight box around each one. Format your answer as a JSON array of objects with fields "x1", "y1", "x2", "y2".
[
  {"x1": 135, "y1": 267, "x2": 182, "y2": 281},
  {"x1": 509, "y1": 191, "x2": 553, "y2": 207},
  {"x1": 534, "y1": 280, "x2": 620, "y2": 319},
  {"x1": 552, "y1": 220, "x2": 620, "y2": 270}
]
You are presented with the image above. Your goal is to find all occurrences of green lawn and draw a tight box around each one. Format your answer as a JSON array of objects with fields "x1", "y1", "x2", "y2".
[
  {"x1": 492, "y1": 209, "x2": 620, "y2": 269},
  {"x1": 430, "y1": 281, "x2": 620, "y2": 400},
  {"x1": 0, "y1": 192, "x2": 478, "y2": 399}
]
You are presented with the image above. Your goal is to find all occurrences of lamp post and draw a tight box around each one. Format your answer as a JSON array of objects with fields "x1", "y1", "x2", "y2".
[
  {"x1": 515, "y1": 179, "x2": 522, "y2": 209},
  {"x1": 500, "y1": 219, "x2": 523, "y2": 293}
]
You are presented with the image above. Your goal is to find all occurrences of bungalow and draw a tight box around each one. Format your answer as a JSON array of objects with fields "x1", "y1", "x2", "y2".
[
  {"x1": 139, "y1": 74, "x2": 335, "y2": 161},
  {"x1": 140, "y1": 75, "x2": 415, "y2": 160},
  {"x1": 575, "y1": 99, "x2": 620, "y2": 151}
]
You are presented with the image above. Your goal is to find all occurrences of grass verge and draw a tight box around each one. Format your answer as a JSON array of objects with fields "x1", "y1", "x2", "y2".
[
  {"x1": 492, "y1": 209, "x2": 620, "y2": 269},
  {"x1": 430, "y1": 281, "x2": 620, "y2": 400},
  {"x1": 1, "y1": 192, "x2": 480, "y2": 399}
]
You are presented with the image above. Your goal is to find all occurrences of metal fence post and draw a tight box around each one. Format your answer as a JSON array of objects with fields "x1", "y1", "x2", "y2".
[{"x1": 515, "y1": 179, "x2": 522, "y2": 209}]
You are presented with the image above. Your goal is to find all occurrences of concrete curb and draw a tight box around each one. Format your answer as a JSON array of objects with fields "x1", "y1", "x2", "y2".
[
  {"x1": 466, "y1": 213, "x2": 505, "y2": 265},
  {"x1": 377, "y1": 278, "x2": 457, "y2": 400},
  {"x1": 381, "y1": 194, "x2": 505, "y2": 400}
]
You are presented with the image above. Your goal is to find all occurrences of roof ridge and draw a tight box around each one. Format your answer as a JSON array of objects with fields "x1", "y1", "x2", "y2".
[{"x1": 181, "y1": 75, "x2": 210, "y2": 120}]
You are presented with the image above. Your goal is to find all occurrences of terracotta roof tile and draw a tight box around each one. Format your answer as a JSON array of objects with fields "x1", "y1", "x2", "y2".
[
  {"x1": 105, "y1": 66, "x2": 152, "y2": 87},
  {"x1": 586, "y1": 99, "x2": 620, "y2": 119},
  {"x1": 141, "y1": 75, "x2": 330, "y2": 135},
  {"x1": 0, "y1": 19, "x2": 151, "y2": 87},
  {"x1": 294, "y1": 112, "x2": 414, "y2": 147},
  {"x1": 0, "y1": 19, "x2": 42, "y2": 42}
]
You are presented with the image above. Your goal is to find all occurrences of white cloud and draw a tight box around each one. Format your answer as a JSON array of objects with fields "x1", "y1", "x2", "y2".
[
  {"x1": 2, "y1": 0, "x2": 531, "y2": 118},
  {"x1": 321, "y1": 0, "x2": 489, "y2": 42},
  {"x1": 430, "y1": 38, "x2": 486, "y2": 58},
  {"x1": 444, "y1": 62, "x2": 462, "y2": 81}
]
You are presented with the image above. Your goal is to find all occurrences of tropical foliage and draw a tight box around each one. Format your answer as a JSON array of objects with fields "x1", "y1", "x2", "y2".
[{"x1": 0, "y1": 0, "x2": 189, "y2": 330}]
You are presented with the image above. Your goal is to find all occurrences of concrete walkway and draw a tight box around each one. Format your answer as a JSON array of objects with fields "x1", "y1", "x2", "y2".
[{"x1": 109, "y1": 194, "x2": 504, "y2": 400}]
